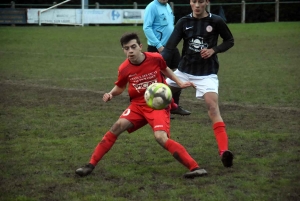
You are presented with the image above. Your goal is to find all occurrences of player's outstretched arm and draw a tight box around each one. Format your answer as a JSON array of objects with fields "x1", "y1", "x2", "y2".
[
  {"x1": 103, "y1": 85, "x2": 126, "y2": 102},
  {"x1": 161, "y1": 67, "x2": 195, "y2": 89}
]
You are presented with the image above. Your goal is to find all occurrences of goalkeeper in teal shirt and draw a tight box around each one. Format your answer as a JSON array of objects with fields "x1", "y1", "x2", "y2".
[{"x1": 143, "y1": 0, "x2": 191, "y2": 116}]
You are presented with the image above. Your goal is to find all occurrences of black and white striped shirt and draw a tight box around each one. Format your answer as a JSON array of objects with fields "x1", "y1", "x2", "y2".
[{"x1": 162, "y1": 13, "x2": 234, "y2": 76}]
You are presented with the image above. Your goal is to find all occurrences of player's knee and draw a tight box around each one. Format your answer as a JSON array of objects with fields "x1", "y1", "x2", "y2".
[
  {"x1": 110, "y1": 119, "x2": 131, "y2": 135},
  {"x1": 206, "y1": 104, "x2": 220, "y2": 120},
  {"x1": 154, "y1": 131, "x2": 168, "y2": 147}
]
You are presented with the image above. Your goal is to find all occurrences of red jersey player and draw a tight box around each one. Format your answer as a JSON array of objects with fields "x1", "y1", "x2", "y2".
[{"x1": 75, "y1": 32, "x2": 207, "y2": 179}]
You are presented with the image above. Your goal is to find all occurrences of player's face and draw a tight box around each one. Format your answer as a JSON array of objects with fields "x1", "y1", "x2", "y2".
[
  {"x1": 158, "y1": 0, "x2": 168, "y2": 4},
  {"x1": 122, "y1": 39, "x2": 143, "y2": 64},
  {"x1": 190, "y1": 0, "x2": 209, "y2": 18}
]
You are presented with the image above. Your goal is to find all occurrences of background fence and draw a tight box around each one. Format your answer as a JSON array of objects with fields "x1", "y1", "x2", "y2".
[{"x1": 0, "y1": 1, "x2": 299, "y2": 25}]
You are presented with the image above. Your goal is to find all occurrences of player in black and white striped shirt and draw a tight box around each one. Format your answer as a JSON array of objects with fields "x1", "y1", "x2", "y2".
[{"x1": 162, "y1": 0, "x2": 234, "y2": 167}]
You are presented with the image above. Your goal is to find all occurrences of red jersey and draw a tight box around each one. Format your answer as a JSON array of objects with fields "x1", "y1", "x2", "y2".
[{"x1": 115, "y1": 52, "x2": 167, "y2": 105}]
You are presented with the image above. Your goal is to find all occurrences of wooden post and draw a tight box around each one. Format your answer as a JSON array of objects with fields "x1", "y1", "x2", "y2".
[
  {"x1": 241, "y1": 0, "x2": 246, "y2": 23},
  {"x1": 170, "y1": 2, "x2": 174, "y2": 13},
  {"x1": 133, "y1": 2, "x2": 137, "y2": 9},
  {"x1": 11, "y1": 1, "x2": 15, "y2": 26},
  {"x1": 95, "y1": 2, "x2": 99, "y2": 26},
  {"x1": 275, "y1": 0, "x2": 279, "y2": 22},
  {"x1": 53, "y1": 2, "x2": 57, "y2": 26},
  {"x1": 133, "y1": 2, "x2": 137, "y2": 26}
]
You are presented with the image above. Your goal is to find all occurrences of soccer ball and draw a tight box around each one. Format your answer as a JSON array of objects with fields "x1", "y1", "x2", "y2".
[{"x1": 144, "y1": 83, "x2": 172, "y2": 110}]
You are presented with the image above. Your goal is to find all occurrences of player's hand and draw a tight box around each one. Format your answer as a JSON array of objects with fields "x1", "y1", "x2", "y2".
[
  {"x1": 200, "y1": 48, "x2": 215, "y2": 59},
  {"x1": 178, "y1": 81, "x2": 196, "y2": 89},
  {"x1": 103, "y1": 93, "x2": 113, "y2": 102},
  {"x1": 158, "y1": 46, "x2": 164, "y2": 53}
]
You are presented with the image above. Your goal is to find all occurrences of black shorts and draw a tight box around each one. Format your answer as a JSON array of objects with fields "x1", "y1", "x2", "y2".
[{"x1": 147, "y1": 45, "x2": 180, "y2": 70}]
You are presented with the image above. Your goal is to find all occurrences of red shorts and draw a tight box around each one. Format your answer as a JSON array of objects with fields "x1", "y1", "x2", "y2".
[{"x1": 120, "y1": 104, "x2": 171, "y2": 137}]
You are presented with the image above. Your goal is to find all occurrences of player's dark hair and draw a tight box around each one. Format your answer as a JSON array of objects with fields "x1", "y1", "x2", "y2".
[{"x1": 120, "y1": 32, "x2": 141, "y2": 46}]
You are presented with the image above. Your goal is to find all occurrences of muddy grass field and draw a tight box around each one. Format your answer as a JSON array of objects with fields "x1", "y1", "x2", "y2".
[{"x1": 1, "y1": 23, "x2": 299, "y2": 201}]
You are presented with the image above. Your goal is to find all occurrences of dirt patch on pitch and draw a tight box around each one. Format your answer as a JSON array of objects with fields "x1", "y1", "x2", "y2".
[
  {"x1": 1, "y1": 82, "x2": 298, "y2": 134},
  {"x1": 1, "y1": 82, "x2": 299, "y2": 201}
]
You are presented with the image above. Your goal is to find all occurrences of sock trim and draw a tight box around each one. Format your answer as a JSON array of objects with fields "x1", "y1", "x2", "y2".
[{"x1": 213, "y1": 122, "x2": 225, "y2": 130}]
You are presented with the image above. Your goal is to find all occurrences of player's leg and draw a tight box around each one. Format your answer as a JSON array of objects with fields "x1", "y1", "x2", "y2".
[
  {"x1": 154, "y1": 130, "x2": 207, "y2": 178},
  {"x1": 147, "y1": 45, "x2": 158, "y2": 53},
  {"x1": 169, "y1": 49, "x2": 191, "y2": 115},
  {"x1": 193, "y1": 75, "x2": 233, "y2": 167},
  {"x1": 166, "y1": 69, "x2": 191, "y2": 116},
  {"x1": 168, "y1": 48, "x2": 182, "y2": 106},
  {"x1": 75, "y1": 118, "x2": 133, "y2": 177},
  {"x1": 147, "y1": 109, "x2": 207, "y2": 178},
  {"x1": 202, "y1": 77, "x2": 233, "y2": 167},
  {"x1": 76, "y1": 105, "x2": 143, "y2": 177}
]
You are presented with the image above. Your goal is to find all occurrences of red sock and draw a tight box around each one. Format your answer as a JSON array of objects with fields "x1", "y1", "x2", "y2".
[
  {"x1": 164, "y1": 139, "x2": 199, "y2": 171},
  {"x1": 170, "y1": 98, "x2": 178, "y2": 110},
  {"x1": 213, "y1": 122, "x2": 228, "y2": 156},
  {"x1": 89, "y1": 131, "x2": 117, "y2": 166}
]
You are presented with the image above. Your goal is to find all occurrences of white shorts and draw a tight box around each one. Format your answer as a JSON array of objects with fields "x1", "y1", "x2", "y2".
[{"x1": 166, "y1": 70, "x2": 219, "y2": 100}]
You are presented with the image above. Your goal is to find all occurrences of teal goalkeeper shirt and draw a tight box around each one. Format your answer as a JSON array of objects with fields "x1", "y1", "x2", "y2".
[{"x1": 143, "y1": 0, "x2": 175, "y2": 49}]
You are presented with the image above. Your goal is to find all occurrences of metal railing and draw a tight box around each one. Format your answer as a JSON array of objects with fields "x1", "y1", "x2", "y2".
[
  {"x1": 38, "y1": 0, "x2": 71, "y2": 26},
  {"x1": 1, "y1": 1, "x2": 300, "y2": 24}
]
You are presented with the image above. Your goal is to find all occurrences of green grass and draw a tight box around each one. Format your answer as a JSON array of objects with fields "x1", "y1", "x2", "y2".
[{"x1": 0, "y1": 22, "x2": 299, "y2": 201}]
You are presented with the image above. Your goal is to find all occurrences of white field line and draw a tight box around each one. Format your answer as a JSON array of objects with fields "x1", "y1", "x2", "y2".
[
  {"x1": 0, "y1": 50, "x2": 123, "y2": 59},
  {"x1": 187, "y1": 99, "x2": 300, "y2": 112},
  {"x1": 23, "y1": 77, "x2": 116, "y2": 82},
  {"x1": 0, "y1": 80, "x2": 129, "y2": 97},
  {"x1": 1, "y1": 80, "x2": 299, "y2": 112}
]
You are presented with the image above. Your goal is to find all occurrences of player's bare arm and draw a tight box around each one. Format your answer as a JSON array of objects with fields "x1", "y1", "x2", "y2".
[
  {"x1": 103, "y1": 85, "x2": 126, "y2": 102},
  {"x1": 161, "y1": 67, "x2": 196, "y2": 88}
]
